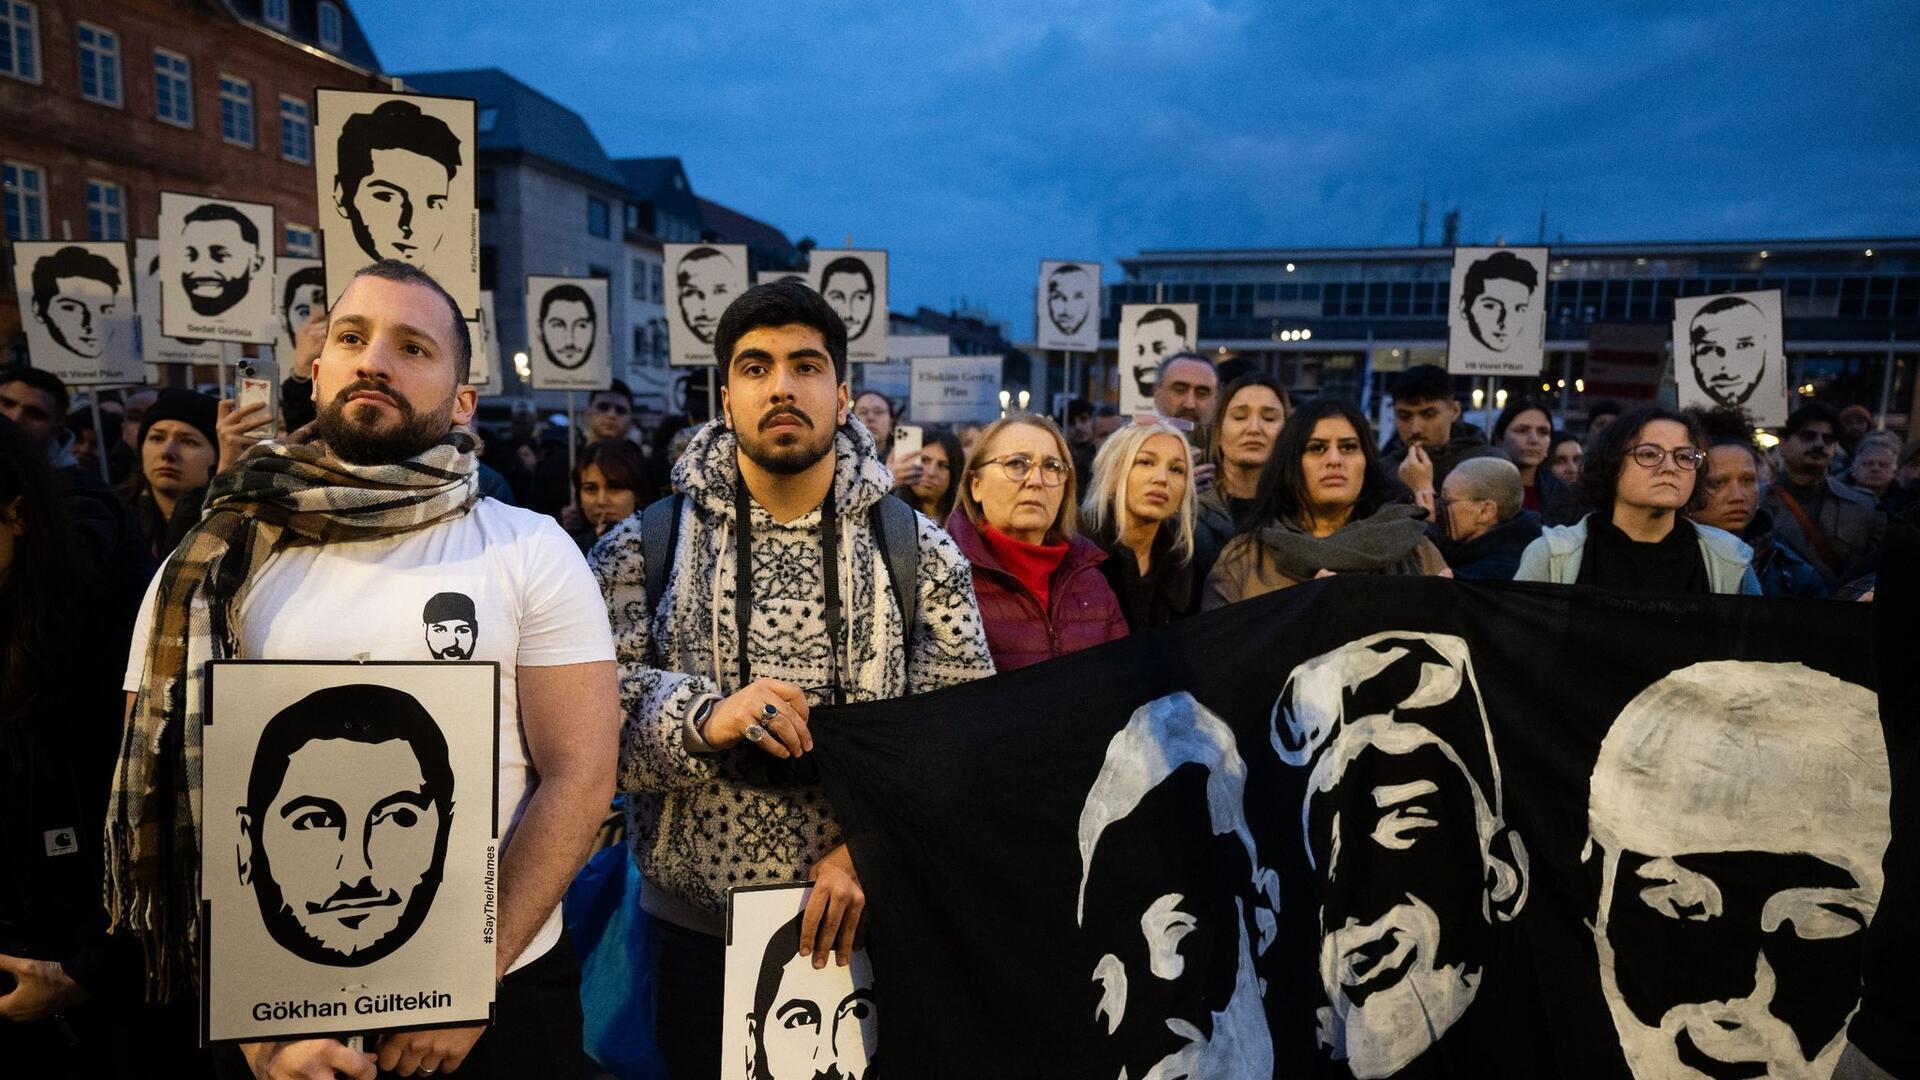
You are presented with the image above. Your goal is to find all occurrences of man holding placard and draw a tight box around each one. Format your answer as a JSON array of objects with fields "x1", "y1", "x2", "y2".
[{"x1": 112, "y1": 259, "x2": 616, "y2": 1079}]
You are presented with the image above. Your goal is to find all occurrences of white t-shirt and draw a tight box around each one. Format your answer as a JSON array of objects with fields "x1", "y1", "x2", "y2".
[{"x1": 123, "y1": 498, "x2": 614, "y2": 973}]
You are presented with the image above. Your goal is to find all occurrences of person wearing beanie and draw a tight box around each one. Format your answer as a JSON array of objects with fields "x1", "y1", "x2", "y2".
[{"x1": 124, "y1": 388, "x2": 219, "y2": 561}]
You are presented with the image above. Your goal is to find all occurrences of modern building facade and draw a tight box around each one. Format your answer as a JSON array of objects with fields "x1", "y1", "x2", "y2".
[
  {"x1": 1, "y1": 0, "x2": 387, "y2": 363},
  {"x1": 1062, "y1": 238, "x2": 1920, "y2": 430}
]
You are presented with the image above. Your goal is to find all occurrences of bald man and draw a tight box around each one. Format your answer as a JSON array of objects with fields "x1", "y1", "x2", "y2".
[{"x1": 1434, "y1": 458, "x2": 1542, "y2": 581}]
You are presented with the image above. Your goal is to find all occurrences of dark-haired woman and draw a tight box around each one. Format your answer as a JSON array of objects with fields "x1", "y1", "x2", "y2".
[
  {"x1": 1203, "y1": 399, "x2": 1447, "y2": 609},
  {"x1": 1194, "y1": 373, "x2": 1289, "y2": 595},
  {"x1": 571, "y1": 438, "x2": 648, "y2": 553},
  {"x1": 1515, "y1": 405, "x2": 1759, "y2": 594},
  {"x1": 895, "y1": 426, "x2": 963, "y2": 525},
  {"x1": 1493, "y1": 397, "x2": 1581, "y2": 525}
]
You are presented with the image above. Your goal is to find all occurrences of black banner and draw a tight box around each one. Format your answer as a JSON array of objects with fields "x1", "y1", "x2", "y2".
[{"x1": 811, "y1": 577, "x2": 1893, "y2": 1078}]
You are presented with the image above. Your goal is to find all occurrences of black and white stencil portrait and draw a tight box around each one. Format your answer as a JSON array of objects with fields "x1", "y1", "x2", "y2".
[
  {"x1": 135, "y1": 236, "x2": 222, "y2": 367},
  {"x1": 1446, "y1": 247, "x2": 1549, "y2": 376},
  {"x1": 806, "y1": 576, "x2": 1895, "y2": 1078},
  {"x1": 156, "y1": 191, "x2": 276, "y2": 343},
  {"x1": 723, "y1": 883, "x2": 877, "y2": 1080},
  {"x1": 271, "y1": 257, "x2": 325, "y2": 359},
  {"x1": 665, "y1": 242, "x2": 748, "y2": 367},
  {"x1": 9, "y1": 240, "x2": 140, "y2": 385},
  {"x1": 1672, "y1": 290, "x2": 1790, "y2": 428},
  {"x1": 467, "y1": 288, "x2": 497, "y2": 389},
  {"x1": 1116, "y1": 302, "x2": 1199, "y2": 417},
  {"x1": 314, "y1": 89, "x2": 480, "y2": 320},
  {"x1": 1036, "y1": 260, "x2": 1101, "y2": 352},
  {"x1": 522, "y1": 275, "x2": 611, "y2": 391},
  {"x1": 809, "y1": 249, "x2": 888, "y2": 363},
  {"x1": 202, "y1": 661, "x2": 499, "y2": 1042}
]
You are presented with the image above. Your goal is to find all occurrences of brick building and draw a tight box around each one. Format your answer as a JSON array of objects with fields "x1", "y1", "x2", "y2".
[{"x1": 0, "y1": 0, "x2": 387, "y2": 362}]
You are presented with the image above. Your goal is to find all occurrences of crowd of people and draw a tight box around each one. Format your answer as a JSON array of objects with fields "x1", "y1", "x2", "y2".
[{"x1": 1, "y1": 262, "x2": 1913, "y2": 1080}]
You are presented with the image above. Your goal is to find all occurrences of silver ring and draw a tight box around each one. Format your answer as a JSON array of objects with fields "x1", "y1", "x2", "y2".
[
  {"x1": 744, "y1": 723, "x2": 768, "y2": 743},
  {"x1": 762, "y1": 702, "x2": 779, "y2": 718}
]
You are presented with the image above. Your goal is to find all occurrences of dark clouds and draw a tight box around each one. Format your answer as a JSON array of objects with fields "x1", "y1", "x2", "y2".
[{"x1": 371, "y1": 1, "x2": 1920, "y2": 333}]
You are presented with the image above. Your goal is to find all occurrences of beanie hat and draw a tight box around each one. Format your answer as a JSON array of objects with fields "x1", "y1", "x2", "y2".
[{"x1": 137, "y1": 388, "x2": 219, "y2": 451}]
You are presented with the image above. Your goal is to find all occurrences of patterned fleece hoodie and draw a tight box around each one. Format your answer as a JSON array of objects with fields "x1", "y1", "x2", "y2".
[{"x1": 589, "y1": 417, "x2": 994, "y2": 934}]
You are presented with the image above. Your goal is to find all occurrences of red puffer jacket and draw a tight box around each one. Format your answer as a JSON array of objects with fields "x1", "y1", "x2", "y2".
[{"x1": 947, "y1": 511, "x2": 1130, "y2": 672}]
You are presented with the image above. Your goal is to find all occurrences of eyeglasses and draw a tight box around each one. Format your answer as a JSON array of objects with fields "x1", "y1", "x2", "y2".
[
  {"x1": 590, "y1": 400, "x2": 630, "y2": 415},
  {"x1": 979, "y1": 454, "x2": 1071, "y2": 487},
  {"x1": 1628, "y1": 444, "x2": 1705, "y2": 470}
]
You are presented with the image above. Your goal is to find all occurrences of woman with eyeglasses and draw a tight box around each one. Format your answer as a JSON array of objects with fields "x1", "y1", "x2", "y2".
[
  {"x1": 895, "y1": 426, "x2": 964, "y2": 525},
  {"x1": 1082, "y1": 420, "x2": 1198, "y2": 631},
  {"x1": 946, "y1": 414, "x2": 1127, "y2": 671},
  {"x1": 1515, "y1": 405, "x2": 1759, "y2": 593},
  {"x1": 1203, "y1": 399, "x2": 1448, "y2": 609}
]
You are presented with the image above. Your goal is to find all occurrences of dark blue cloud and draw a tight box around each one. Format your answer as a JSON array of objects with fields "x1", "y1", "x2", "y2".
[{"x1": 368, "y1": 1, "x2": 1920, "y2": 334}]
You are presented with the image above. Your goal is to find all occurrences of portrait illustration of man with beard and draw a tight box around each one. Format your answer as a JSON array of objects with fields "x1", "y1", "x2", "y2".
[{"x1": 158, "y1": 193, "x2": 276, "y2": 342}]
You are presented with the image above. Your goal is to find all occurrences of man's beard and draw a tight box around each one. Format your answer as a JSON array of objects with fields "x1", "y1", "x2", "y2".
[
  {"x1": 318, "y1": 378, "x2": 454, "y2": 465},
  {"x1": 183, "y1": 272, "x2": 252, "y2": 316},
  {"x1": 740, "y1": 406, "x2": 834, "y2": 476}
]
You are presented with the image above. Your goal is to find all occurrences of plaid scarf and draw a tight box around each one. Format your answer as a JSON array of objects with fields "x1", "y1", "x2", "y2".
[{"x1": 105, "y1": 427, "x2": 481, "y2": 998}]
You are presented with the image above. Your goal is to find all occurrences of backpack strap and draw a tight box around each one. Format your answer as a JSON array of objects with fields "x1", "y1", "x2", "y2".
[
  {"x1": 640, "y1": 493, "x2": 685, "y2": 640},
  {"x1": 868, "y1": 494, "x2": 921, "y2": 671}
]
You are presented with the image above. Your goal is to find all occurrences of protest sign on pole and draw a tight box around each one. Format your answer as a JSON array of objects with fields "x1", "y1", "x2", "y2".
[
  {"x1": 269, "y1": 257, "x2": 325, "y2": 361},
  {"x1": 314, "y1": 88, "x2": 480, "y2": 320},
  {"x1": 1116, "y1": 303, "x2": 1198, "y2": 417},
  {"x1": 201, "y1": 661, "x2": 499, "y2": 1043},
  {"x1": 1035, "y1": 260, "x2": 1101, "y2": 353},
  {"x1": 721, "y1": 883, "x2": 876, "y2": 1080},
  {"x1": 523, "y1": 276, "x2": 611, "y2": 391},
  {"x1": 466, "y1": 289, "x2": 497, "y2": 389},
  {"x1": 809, "y1": 250, "x2": 888, "y2": 364},
  {"x1": 1672, "y1": 289, "x2": 1790, "y2": 427},
  {"x1": 909, "y1": 355, "x2": 1002, "y2": 423},
  {"x1": 9, "y1": 240, "x2": 140, "y2": 385},
  {"x1": 157, "y1": 192, "x2": 276, "y2": 344},
  {"x1": 665, "y1": 243, "x2": 748, "y2": 367},
  {"x1": 136, "y1": 237, "x2": 223, "y2": 369},
  {"x1": 1446, "y1": 246, "x2": 1550, "y2": 376}
]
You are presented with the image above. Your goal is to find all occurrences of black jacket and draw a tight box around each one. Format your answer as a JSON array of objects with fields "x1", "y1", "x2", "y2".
[
  {"x1": 1431, "y1": 511, "x2": 1543, "y2": 581},
  {"x1": 1093, "y1": 525, "x2": 1194, "y2": 632}
]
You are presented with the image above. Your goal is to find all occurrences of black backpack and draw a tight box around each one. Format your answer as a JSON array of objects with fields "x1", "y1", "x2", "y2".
[{"x1": 637, "y1": 492, "x2": 921, "y2": 671}]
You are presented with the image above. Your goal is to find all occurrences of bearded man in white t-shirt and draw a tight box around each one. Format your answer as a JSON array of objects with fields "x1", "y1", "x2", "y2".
[{"x1": 112, "y1": 260, "x2": 617, "y2": 1080}]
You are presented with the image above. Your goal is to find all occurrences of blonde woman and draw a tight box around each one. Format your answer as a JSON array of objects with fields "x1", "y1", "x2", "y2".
[
  {"x1": 1082, "y1": 419, "x2": 1199, "y2": 630},
  {"x1": 947, "y1": 413, "x2": 1128, "y2": 671}
]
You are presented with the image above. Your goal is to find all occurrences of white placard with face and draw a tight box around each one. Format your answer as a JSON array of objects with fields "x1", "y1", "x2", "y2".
[
  {"x1": 523, "y1": 276, "x2": 611, "y2": 391},
  {"x1": 1117, "y1": 303, "x2": 1199, "y2": 417},
  {"x1": 157, "y1": 192, "x2": 276, "y2": 343},
  {"x1": 136, "y1": 237, "x2": 224, "y2": 367},
  {"x1": 722, "y1": 883, "x2": 876, "y2": 1080},
  {"x1": 1036, "y1": 260, "x2": 1101, "y2": 352},
  {"x1": 466, "y1": 289, "x2": 497, "y2": 389},
  {"x1": 666, "y1": 243, "x2": 748, "y2": 367},
  {"x1": 315, "y1": 89, "x2": 480, "y2": 320},
  {"x1": 909, "y1": 355, "x2": 1004, "y2": 423},
  {"x1": 1672, "y1": 290, "x2": 1789, "y2": 428},
  {"x1": 809, "y1": 250, "x2": 888, "y2": 364},
  {"x1": 202, "y1": 661, "x2": 499, "y2": 1042},
  {"x1": 1446, "y1": 247, "x2": 1549, "y2": 376},
  {"x1": 270, "y1": 257, "x2": 326, "y2": 360},
  {"x1": 10, "y1": 241, "x2": 140, "y2": 385}
]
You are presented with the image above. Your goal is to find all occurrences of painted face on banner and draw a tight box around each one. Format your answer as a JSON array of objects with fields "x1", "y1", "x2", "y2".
[
  {"x1": 37, "y1": 271, "x2": 118, "y2": 358},
  {"x1": 1587, "y1": 661, "x2": 1889, "y2": 1080},
  {"x1": 344, "y1": 147, "x2": 452, "y2": 265},
  {"x1": 821, "y1": 267, "x2": 874, "y2": 340},
  {"x1": 677, "y1": 250, "x2": 735, "y2": 344},
  {"x1": 1688, "y1": 302, "x2": 1772, "y2": 409},
  {"x1": 751, "y1": 946, "x2": 878, "y2": 1080},
  {"x1": 1047, "y1": 266, "x2": 1093, "y2": 336},
  {"x1": 180, "y1": 216, "x2": 263, "y2": 317},
  {"x1": 239, "y1": 734, "x2": 451, "y2": 967},
  {"x1": 539, "y1": 292, "x2": 596, "y2": 369}
]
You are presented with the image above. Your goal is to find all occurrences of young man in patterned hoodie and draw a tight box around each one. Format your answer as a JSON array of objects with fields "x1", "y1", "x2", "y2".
[{"x1": 589, "y1": 280, "x2": 993, "y2": 1079}]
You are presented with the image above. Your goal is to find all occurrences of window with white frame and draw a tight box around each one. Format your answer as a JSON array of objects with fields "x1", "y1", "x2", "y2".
[
  {"x1": 86, "y1": 179, "x2": 124, "y2": 240},
  {"x1": 280, "y1": 95, "x2": 310, "y2": 163},
  {"x1": 0, "y1": 1, "x2": 38, "y2": 83},
  {"x1": 77, "y1": 22, "x2": 120, "y2": 105},
  {"x1": 317, "y1": 2, "x2": 342, "y2": 50},
  {"x1": 219, "y1": 74, "x2": 253, "y2": 146},
  {"x1": 263, "y1": 0, "x2": 288, "y2": 30},
  {"x1": 285, "y1": 225, "x2": 316, "y2": 257},
  {"x1": 3, "y1": 161, "x2": 47, "y2": 241},
  {"x1": 153, "y1": 49, "x2": 191, "y2": 127}
]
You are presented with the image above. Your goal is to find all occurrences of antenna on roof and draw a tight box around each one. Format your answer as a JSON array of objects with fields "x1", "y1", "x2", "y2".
[{"x1": 1418, "y1": 189, "x2": 1429, "y2": 247}]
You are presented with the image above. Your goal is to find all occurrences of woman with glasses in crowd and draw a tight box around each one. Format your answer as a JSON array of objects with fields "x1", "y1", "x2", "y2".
[
  {"x1": 946, "y1": 414, "x2": 1127, "y2": 671},
  {"x1": 894, "y1": 426, "x2": 964, "y2": 525},
  {"x1": 1515, "y1": 405, "x2": 1759, "y2": 593},
  {"x1": 1195, "y1": 373, "x2": 1289, "y2": 595},
  {"x1": 1083, "y1": 419, "x2": 1198, "y2": 631},
  {"x1": 1204, "y1": 398, "x2": 1448, "y2": 608}
]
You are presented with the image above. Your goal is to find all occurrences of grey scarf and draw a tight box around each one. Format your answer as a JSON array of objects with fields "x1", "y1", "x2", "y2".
[{"x1": 1252, "y1": 502, "x2": 1431, "y2": 581}]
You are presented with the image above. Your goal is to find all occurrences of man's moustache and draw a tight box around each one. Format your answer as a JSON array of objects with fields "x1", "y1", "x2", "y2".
[
  {"x1": 307, "y1": 879, "x2": 400, "y2": 914},
  {"x1": 335, "y1": 379, "x2": 414, "y2": 415},
  {"x1": 760, "y1": 407, "x2": 813, "y2": 431}
]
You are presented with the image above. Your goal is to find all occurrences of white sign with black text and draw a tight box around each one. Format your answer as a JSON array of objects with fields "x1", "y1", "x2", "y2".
[
  {"x1": 135, "y1": 237, "x2": 223, "y2": 368},
  {"x1": 909, "y1": 355, "x2": 1003, "y2": 423}
]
